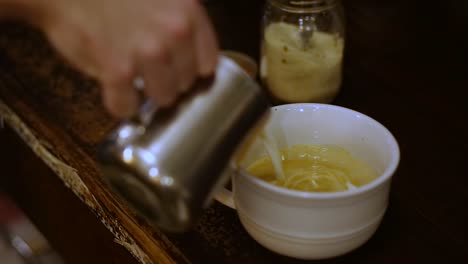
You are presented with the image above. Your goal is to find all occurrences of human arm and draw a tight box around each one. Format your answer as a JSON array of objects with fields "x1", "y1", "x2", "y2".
[{"x1": 0, "y1": 0, "x2": 219, "y2": 118}]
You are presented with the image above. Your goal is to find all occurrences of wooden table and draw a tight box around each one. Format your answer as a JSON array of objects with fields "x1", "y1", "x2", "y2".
[{"x1": 1, "y1": 0, "x2": 467, "y2": 263}]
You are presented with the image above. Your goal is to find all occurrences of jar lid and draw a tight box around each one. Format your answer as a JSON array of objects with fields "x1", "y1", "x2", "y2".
[{"x1": 270, "y1": 0, "x2": 338, "y2": 13}]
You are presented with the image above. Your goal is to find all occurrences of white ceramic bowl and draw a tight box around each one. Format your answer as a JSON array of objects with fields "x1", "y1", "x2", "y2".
[{"x1": 215, "y1": 103, "x2": 400, "y2": 259}]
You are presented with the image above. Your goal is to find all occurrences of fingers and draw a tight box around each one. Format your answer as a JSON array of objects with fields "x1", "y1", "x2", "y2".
[
  {"x1": 136, "y1": 3, "x2": 201, "y2": 107},
  {"x1": 135, "y1": 17, "x2": 196, "y2": 107},
  {"x1": 192, "y1": 2, "x2": 219, "y2": 76},
  {"x1": 98, "y1": 1, "x2": 219, "y2": 117},
  {"x1": 138, "y1": 42, "x2": 177, "y2": 107},
  {"x1": 167, "y1": 15, "x2": 197, "y2": 94},
  {"x1": 46, "y1": 23, "x2": 140, "y2": 118},
  {"x1": 101, "y1": 64, "x2": 140, "y2": 118},
  {"x1": 45, "y1": 22, "x2": 101, "y2": 79}
]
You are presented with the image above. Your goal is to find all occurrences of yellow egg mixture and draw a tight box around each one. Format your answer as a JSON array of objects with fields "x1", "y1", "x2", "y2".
[{"x1": 246, "y1": 144, "x2": 377, "y2": 193}]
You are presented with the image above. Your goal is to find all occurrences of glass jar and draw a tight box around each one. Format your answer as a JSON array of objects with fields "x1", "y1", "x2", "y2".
[{"x1": 260, "y1": 0, "x2": 345, "y2": 104}]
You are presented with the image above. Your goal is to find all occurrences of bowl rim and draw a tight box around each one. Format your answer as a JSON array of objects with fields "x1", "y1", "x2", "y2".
[{"x1": 237, "y1": 103, "x2": 400, "y2": 200}]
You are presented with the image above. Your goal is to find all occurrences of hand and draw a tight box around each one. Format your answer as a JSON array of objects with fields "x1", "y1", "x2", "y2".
[{"x1": 36, "y1": 0, "x2": 219, "y2": 118}]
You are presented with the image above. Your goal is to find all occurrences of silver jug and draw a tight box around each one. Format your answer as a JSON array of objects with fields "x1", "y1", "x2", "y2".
[{"x1": 98, "y1": 55, "x2": 270, "y2": 232}]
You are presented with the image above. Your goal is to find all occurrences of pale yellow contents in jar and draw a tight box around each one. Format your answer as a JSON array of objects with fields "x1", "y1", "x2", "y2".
[
  {"x1": 246, "y1": 144, "x2": 377, "y2": 193},
  {"x1": 261, "y1": 22, "x2": 344, "y2": 103}
]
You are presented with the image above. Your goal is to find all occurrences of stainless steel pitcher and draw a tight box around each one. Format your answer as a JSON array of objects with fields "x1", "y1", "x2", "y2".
[{"x1": 98, "y1": 55, "x2": 270, "y2": 232}]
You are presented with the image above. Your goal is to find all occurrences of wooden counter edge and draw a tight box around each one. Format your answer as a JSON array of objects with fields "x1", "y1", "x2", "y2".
[{"x1": 0, "y1": 99, "x2": 187, "y2": 264}]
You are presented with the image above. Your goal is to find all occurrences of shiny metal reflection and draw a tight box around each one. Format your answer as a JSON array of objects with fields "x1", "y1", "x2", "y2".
[{"x1": 98, "y1": 55, "x2": 270, "y2": 232}]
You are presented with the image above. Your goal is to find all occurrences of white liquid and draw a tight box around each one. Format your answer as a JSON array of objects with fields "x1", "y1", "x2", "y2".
[{"x1": 260, "y1": 131, "x2": 285, "y2": 180}]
